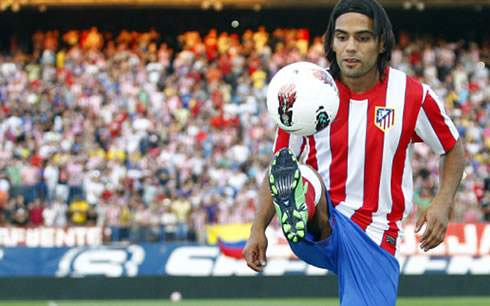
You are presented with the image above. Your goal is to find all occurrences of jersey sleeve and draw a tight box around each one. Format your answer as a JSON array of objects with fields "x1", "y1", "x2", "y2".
[
  {"x1": 272, "y1": 128, "x2": 305, "y2": 157},
  {"x1": 414, "y1": 85, "x2": 459, "y2": 155}
]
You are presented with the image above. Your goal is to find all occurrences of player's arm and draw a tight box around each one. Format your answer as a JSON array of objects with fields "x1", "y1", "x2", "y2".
[
  {"x1": 413, "y1": 86, "x2": 465, "y2": 251},
  {"x1": 242, "y1": 169, "x2": 275, "y2": 272},
  {"x1": 243, "y1": 127, "x2": 304, "y2": 271},
  {"x1": 415, "y1": 137, "x2": 464, "y2": 251}
]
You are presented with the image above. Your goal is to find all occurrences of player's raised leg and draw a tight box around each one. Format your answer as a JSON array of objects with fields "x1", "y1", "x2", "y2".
[{"x1": 269, "y1": 147, "x2": 331, "y2": 242}]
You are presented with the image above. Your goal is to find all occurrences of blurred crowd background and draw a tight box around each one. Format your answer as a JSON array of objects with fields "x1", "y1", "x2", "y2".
[{"x1": 0, "y1": 20, "x2": 488, "y2": 243}]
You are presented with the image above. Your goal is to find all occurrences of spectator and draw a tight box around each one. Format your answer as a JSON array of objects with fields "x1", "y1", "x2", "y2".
[
  {"x1": 68, "y1": 194, "x2": 89, "y2": 225},
  {"x1": 172, "y1": 195, "x2": 192, "y2": 241},
  {"x1": 20, "y1": 159, "x2": 41, "y2": 204},
  {"x1": 42, "y1": 199, "x2": 68, "y2": 227},
  {"x1": 28, "y1": 198, "x2": 44, "y2": 226},
  {"x1": 0, "y1": 171, "x2": 10, "y2": 208},
  {"x1": 43, "y1": 159, "x2": 59, "y2": 203},
  {"x1": 66, "y1": 153, "x2": 84, "y2": 205},
  {"x1": 129, "y1": 199, "x2": 151, "y2": 242},
  {"x1": 106, "y1": 199, "x2": 121, "y2": 241},
  {"x1": 0, "y1": 26, "x2": 485, "y2": 242},
  {"x1": 481, "y1": 180, "x2": 490, "y2": 221},
  {"x1": 11, "y1": 196, "x2": 28, "y2": 226},
  {"x1": 118, "y1": 202, "x2": 131, "y2": 242},
  {"x1": 161, "y1": 199, "x2": 178, "y2": 241}
]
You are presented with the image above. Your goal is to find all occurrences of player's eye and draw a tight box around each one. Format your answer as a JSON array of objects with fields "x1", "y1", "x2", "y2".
[
  {"x1": 358, "y1": 36, "x2": 371, "y2": 42},
  {"x1": 335, "y1": 34, "x2": 347, "y2": 41}
]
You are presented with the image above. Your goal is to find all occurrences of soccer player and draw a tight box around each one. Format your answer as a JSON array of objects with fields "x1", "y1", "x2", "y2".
[{"x1": 242, "y1": 0, "x2": 465, "y2": 305}]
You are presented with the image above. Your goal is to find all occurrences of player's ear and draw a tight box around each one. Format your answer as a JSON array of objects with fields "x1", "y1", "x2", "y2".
[{"x1": 379, "y1": 39, "x2": 386, "y2": 54}]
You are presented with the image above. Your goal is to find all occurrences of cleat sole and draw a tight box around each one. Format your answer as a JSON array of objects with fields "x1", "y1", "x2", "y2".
[{"x1": 269, "y1": 148, "x2": 308, "y2": 243}]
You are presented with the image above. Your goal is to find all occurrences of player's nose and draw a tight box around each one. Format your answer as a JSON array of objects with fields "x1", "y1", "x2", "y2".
[{"x1": 345, "y1": 37, "x2": 358, "y2": 53}]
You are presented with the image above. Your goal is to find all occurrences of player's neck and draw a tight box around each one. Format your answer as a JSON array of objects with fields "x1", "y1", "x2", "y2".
[{"x1": 341, "y1": 68, "x2": 380, "y2": 95}]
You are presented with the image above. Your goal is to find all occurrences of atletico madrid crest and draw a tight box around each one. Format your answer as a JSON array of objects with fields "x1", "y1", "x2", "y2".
[{"x1": 375, "y1": 107, "x2": 395, "y2": 132}]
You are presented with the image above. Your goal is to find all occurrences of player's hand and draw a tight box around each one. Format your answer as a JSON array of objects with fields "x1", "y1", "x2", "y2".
[
  {"x1": 415, "y1": 199, "x2": 451, "y2": 252},
  {"x1": 242, "y1": 230, "x2": 268, "y2": 272}
]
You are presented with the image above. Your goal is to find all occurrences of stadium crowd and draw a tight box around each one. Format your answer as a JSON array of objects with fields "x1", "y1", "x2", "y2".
[{"x1": 0, "y1": 26, "x2": 488, "y2": 242}]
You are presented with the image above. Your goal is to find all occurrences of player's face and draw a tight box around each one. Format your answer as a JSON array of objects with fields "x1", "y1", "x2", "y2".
[{"x1": 332, "y1": 12, "x2": 384, "y2": 82}]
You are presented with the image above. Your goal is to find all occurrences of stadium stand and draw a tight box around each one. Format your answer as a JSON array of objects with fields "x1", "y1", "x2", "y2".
[{"x1": 0, "y1": 18, "x2": 487, "y2": 243}]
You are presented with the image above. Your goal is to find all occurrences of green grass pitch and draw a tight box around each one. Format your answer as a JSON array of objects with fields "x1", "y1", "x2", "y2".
[{"x1": 1, "y1": 298, "x2": 490, "y2": 306}]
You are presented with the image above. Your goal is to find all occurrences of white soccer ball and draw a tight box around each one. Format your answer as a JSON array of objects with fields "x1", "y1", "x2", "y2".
[
  {"x1": 266, "y1": 61, "x2": 339, "y2": 136},
  {"x1": 170, "y1": 291, "x2": 182, "y2": 302}
]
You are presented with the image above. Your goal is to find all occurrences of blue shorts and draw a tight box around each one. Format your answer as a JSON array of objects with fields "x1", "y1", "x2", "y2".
[{"x1": 288, "y1": 193, "x2": 400, "y2": 306}]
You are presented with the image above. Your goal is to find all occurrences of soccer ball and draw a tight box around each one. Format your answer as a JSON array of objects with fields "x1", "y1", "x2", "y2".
[
  {"x1": 266, "y1": 61, "x2": 339, "y2": 136},
  {"x1": 170, "y1": 291, "x2": 182, "y2": 302}
]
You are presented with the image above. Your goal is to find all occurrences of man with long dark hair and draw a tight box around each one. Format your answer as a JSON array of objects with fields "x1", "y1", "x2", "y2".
[{"x1": 243, "y1": 0, "x2": 464, "y2": 304}]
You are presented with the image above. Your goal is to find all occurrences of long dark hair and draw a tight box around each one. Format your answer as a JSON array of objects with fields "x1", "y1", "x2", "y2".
[{"x1": 324, "y1": 0, "x2": 395, "y2": 82}]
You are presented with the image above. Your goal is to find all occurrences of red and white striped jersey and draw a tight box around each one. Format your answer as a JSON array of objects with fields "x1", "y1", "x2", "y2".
[{"x1": 272, "y1": 67, "x2": 459, "y2": 257}]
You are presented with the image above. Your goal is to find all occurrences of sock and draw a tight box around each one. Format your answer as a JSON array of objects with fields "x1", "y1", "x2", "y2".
[{"x1": 298, "y1": 165, "x2": 322, "y2": 222}]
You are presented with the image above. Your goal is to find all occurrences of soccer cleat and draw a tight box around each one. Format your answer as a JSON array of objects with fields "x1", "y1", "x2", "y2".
[{"x1": 269, "y1": 148, "x2": 308, "y2": 243}]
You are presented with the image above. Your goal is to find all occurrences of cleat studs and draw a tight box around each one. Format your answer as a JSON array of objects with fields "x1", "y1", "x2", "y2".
[
  {"x1": 288, "y1": 233, "x2": 295, "y2": 240},
  {"x1": 293, "y1": 236, "x2": 298, "y2": 243},
  {"x1": 296, "y1": 221, "x2": 305, "y2": 230},
  {"x1": 272, "y1": 159, "x2": 277, "y2": 166},
  {"x1": 283, "y1": 224, "x2": 291, "y2": 233},
  {"x1": 272, "y1": 186, "x2": 278, "y2": 195},
  {"x1": 282, "y1": 213, "x2": 288, "y2": 223},
  {"x1": 292, "y1": 180, "x2": 297, "y2": 189},
  {"x1": 298, "y1": 231, "x2": 305, "y2": 238},
  {"x1": 293, "y1": 210, "x2": 301, "y2": 219},
  {"x1": 269, "y1": 175, "x2": 275, "y2": 184},
  {"x1": 294, "y1": 170, "x2": 299, "y2": 179}
]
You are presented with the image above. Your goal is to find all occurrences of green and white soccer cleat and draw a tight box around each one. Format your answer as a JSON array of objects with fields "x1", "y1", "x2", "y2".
[{"x1": 269, "y1": 148, "x2": 308, "y2": 243}]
